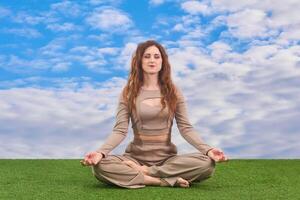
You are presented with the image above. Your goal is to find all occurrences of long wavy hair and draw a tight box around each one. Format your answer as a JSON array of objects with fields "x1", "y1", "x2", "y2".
[{"x1": 122, "y1": 40, "x2": 178, "y2": 118}]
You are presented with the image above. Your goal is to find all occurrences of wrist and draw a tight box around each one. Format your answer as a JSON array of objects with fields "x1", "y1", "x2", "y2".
[
  {"x1": 206, "y1": 148, "x2": 214, "y2": 156},
  {"x1": 96, "y1": 151, "x2": 104, "y2": 158}
]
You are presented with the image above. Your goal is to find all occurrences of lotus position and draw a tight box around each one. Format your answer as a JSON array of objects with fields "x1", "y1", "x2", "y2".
[{"x1": 81, "y1": 40, "x2": 228, "y2": 188}]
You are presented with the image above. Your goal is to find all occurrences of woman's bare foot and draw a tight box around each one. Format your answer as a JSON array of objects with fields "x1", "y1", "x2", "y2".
[
  {"x1": 175, "y1": 177, "x2": 190, "y2": 188},
  {"x1": 124, "y1": 161, "x2": 189, "y2": 188},
  {"x1": 123, "y1": 160, "x2": 149, "y2": 175}
]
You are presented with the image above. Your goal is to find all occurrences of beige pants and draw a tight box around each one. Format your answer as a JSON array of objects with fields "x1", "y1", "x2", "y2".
[{"x1": 92, "y1": 152, "x2": 215, "y2": 189}]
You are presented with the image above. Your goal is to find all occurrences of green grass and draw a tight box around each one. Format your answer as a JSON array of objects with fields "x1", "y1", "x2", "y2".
[{"x1": 0, "y1": 159, "x2": 299, "y2": 200}]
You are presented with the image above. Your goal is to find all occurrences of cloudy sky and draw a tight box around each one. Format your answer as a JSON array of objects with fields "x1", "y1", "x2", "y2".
[{"x1": 0, "y1": 0, "x2": 299, "y2": 159}]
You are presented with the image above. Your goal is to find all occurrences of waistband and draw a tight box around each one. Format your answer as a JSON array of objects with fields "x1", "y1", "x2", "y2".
[{"x1": 133, "y1": 132, "x2": 171, "y2": 144}]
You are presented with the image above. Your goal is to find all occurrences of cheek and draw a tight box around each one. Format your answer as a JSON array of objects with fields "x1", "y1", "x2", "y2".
[
  {"x1": 141, "y1": 60, "x2": 147, "y2": 68},
  {"x1": 158, "y1": 60, "x2": 162, "y2": 67}
]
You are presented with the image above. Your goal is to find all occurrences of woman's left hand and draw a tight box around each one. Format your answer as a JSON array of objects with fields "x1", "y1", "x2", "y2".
[{"x1": 207, "y1": 148, "x2": 228, "y2": 163}]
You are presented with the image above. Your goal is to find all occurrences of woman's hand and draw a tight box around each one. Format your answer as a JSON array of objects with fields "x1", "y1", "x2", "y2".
[
  {"x1": 80, "y1": 151, "x2": 103, "y2": 166},
  {"x1": 207, "y1": 148, "x2": 228, "y2": 163}
]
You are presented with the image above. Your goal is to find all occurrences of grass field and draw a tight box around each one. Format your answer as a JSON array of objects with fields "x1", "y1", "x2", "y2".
[{"x1": 0, "y1": 159, "x2": 299, "y2": 200}]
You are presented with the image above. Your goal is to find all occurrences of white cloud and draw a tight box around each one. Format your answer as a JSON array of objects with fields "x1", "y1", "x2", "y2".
[
  {"x1": 167, "y1": 38, "x2": 300, "y2": 158},
  {"x1": 87, "y1": 34, "x2": 112, "y2": 44},
  {"x1": 226, "y1": 9, "x2": 269, "y2": 38},
  {"x1": 181, "y1": 27, "x2": 205, "y2": 40},
  {"x1": 208, "y1": 41, "x2": 232, "y2": 61},
  {"x1": 52, "y1": 62, "x2": 71, "y2": 72},
  {"x1": 257, "y1": 1, "x2": 300, "y2": 28},
  {"x1": 2, "y1": 28, "x2": 42, "y2": 38},
  {"x1": 170, "y1": 15, "x2": 203, "y2": 36},
  {"x1": 40, "y1": 38, "x2": 66, "y2": 56},
  {"x1": 12, "y1": 12, "x2": 45, "y2": 25},
  {"x1": 89, "y1": 0, "x2": 122, "y2": 6},
  {"x1": 149, "y1": 0, "x2": 165, "y2": 6},
  {"x1": 181, "y1": 1, "x2": 210, "y2": 15},
  {"x1": 0, "y1": 79, "x2": 129, "y2": 158},
  {"x1": 179, "y1": 1, "x2": 300, "y2": 41},
  {"x1": 1, "y1": 55, "x2": 50, "y2": 74},
  {"x1": 276, "y1": 25, "x2": 300, "y2": 46},
  {"x1": 211, "y1": 0, "x2": 258, "y2": 12},
  {"x1": 50, "y1": 1, "x2": 82, "y2": 17},
  {"x1": 86, "y1": 8, "x2": 133, "y2": 32},
  {"x1": 46, "y1": 22, "x2": 81, "y2": 32},
  {"x1": 97, "y1": 47, "x2": 119, "y2": 55},
  {"x1": 0, "y1": 6, "x2": 11, "y2": 18},
  {"x1": 172, "y1": 23, "x2": 184, "y2": 32},
  {"x1": 67, "y1": 45, "x2": 121, "y2": 73},
  {"x1": 115, "y1": 42, "x2": 138, "y2": 70},
  {"x1": 1, "y1": 36, "x2": 125, "y2": 75}
]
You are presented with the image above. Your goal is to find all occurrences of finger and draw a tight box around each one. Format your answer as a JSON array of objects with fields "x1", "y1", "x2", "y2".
[
  {"x1": 83, "y1": 158, "x2": 88, "y2": 164},
  {"x1": 219, "y1": 155, "x2": 228, "y2": 162},
  {"x1": 80, "y1": 160, "x2": 86, "y2": 166},
  {"x1": 89, "y1": 158, "x2": 94, "y2": 165},
  {"x1": 84, "y1": 158, "x2": 90, "y2": 164},
  {"x1": 218, "y1": 151, "x2": 224, "y2": 156},
  {"x1": 80, "y1": 160, "x2": 88, "y2": 166},
  {"x1": 85, "y1": 158, "x2": 92, "y2": 165},
  {"x1": 213, "y1": 156, "x2": 219, "y2": 162},
  {"x1": 92, "y1": 158, "x2": 97, "y2": 165},
  {"x1": 215, "y1": 150, "x2": 223, "y2": 156},
  {"x1": 217, "y1": 155, "x2": 225, "y2": 162}
]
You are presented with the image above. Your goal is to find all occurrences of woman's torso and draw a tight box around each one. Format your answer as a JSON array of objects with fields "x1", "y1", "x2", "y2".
[{"x1": 123, "y1": 88, "x2": 177, "y2": 166}]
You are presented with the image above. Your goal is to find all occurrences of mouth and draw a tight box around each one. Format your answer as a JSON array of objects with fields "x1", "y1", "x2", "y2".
[{"x1": 149, "y1": 65, "x2": 155, "y2": 67}]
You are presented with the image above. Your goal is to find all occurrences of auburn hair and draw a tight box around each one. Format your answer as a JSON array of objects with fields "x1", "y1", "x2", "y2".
[{"x1": 122, "y1": 40, "x2": 178, "y2": 118}]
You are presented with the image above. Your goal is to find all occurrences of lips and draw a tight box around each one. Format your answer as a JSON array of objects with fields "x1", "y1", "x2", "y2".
[{"x1": 149, "y1": 65, "x2": 155, "y2": 67}]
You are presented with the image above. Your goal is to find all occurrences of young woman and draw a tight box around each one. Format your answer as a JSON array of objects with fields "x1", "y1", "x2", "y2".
[{"x1": 81, "y1": 40, "x2": 228, "y2": 188}]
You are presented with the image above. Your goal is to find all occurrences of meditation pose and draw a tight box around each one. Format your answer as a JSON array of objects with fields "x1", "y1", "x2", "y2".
[{"x1": 82, "y1": 40, "x2": 228, "y2": 188}]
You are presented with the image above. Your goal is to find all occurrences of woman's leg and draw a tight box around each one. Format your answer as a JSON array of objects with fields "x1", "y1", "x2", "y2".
[
  {"x1": 123, "y1": 160, "x2": 190, "y2": 187},
  {"x1": 92, "y1": 155, "x2": 145, "y2": 189},
  {"x1": 92, "y1": 154, "x2": 189, "y2": 188},
  {"x1": 146, "y1": 152, "x2": 216, "y2": 187}
]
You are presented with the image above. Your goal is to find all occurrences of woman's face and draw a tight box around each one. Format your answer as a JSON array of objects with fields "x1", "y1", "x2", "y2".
[{"x1": 141, "y1": 45, "x2": 162, "y2": 75}]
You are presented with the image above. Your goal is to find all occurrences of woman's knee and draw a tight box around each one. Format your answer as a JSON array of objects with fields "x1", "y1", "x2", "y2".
[
  {"x1": 191, "y1": 153, "x2": 216, "y2": 176},
  {"x1": 203, "y1": 155, "x2": 215, "y2": 173},
  {"x1": 91, "y1": 155, "x2": 117, "y2": 176},
  {"x1": 199, "y1": 156, "x2": 216, "y2": 180}
]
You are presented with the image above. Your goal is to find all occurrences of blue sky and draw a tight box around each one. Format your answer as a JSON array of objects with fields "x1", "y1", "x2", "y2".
[{"x1": 0, "y1": 0, "x2": 300, "y2": 158}]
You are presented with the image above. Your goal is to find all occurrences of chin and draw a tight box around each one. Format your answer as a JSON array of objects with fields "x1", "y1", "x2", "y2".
[{"x1": 148, "y1": 70, "x2": 160, "y2": 73}]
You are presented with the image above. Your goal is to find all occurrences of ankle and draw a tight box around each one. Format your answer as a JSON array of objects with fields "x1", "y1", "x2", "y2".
[
  {"x1": 160, "y1": 178, "x2": 170, "y2": 187},
  {"x1": 141, "y1": 165, "x2": 149, "y2": 175}
]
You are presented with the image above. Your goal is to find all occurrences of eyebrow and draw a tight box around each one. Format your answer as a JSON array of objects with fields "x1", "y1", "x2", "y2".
[{"x1": 144, "y1": 53, "x2": 161, "y2": 56}]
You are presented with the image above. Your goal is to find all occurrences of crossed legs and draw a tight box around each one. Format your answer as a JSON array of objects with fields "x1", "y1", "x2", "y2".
[
  {"x1": 122, "y1": 160, "x2": 190, "y2": 187},
  {"x1": 92, "y1": 153, "x2": 215, "y2": 188}
]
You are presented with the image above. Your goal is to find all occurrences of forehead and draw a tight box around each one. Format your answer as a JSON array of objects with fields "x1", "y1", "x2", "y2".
[{"x1": 143, "y1": 45, "x2": 161, "y2": 54}]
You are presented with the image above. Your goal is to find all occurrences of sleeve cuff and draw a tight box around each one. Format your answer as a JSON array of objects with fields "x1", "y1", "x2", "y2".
[
  {"x1": 96, "y1": 150, "x2": 107, "y2": 158},
  {"x1": 205, "y1": 148, "x2": 214, "y2": 156}
]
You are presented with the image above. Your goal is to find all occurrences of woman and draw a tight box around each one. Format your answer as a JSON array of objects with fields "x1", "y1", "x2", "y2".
[{"x1": 81, "y1": 40, "x2": 228, "y2": 188}]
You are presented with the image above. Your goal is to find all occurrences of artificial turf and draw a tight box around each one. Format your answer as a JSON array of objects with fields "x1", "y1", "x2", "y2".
[{"x1": 0, "y1": 159, "x2": 299, "y2": 200}]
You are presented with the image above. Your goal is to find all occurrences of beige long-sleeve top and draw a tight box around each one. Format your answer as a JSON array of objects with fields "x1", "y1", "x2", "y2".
[{"x1": 96, "y1": 86, "x2": 213, "y2": 160}]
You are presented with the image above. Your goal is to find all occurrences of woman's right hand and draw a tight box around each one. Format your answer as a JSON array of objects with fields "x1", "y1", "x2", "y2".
[{"x1": 80, "y1": 151, "x2": 103, "y2": 166}]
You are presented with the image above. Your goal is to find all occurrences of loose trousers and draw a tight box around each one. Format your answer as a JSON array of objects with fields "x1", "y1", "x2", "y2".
[{"x1": 92, "y1": 152, "x2": 216, "y2": 189}]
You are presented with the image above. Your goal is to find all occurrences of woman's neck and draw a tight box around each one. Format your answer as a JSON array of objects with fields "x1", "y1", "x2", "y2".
[{"x1": 142, "y1": 73, "x2": 160, "y2": 90}]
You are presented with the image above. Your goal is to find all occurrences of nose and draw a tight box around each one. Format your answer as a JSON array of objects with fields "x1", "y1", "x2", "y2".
[{"x1": 149, "y1": 56, "x2": 155, "y2": 62}]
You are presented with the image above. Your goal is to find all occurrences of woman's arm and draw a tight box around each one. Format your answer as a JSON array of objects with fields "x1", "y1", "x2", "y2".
[
  {"x1": 175, "y1": 86, "x2": 213, "y2": 155},
  {"x1": 96, "y1": 92, "x2": 129, "y2": 158}
]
